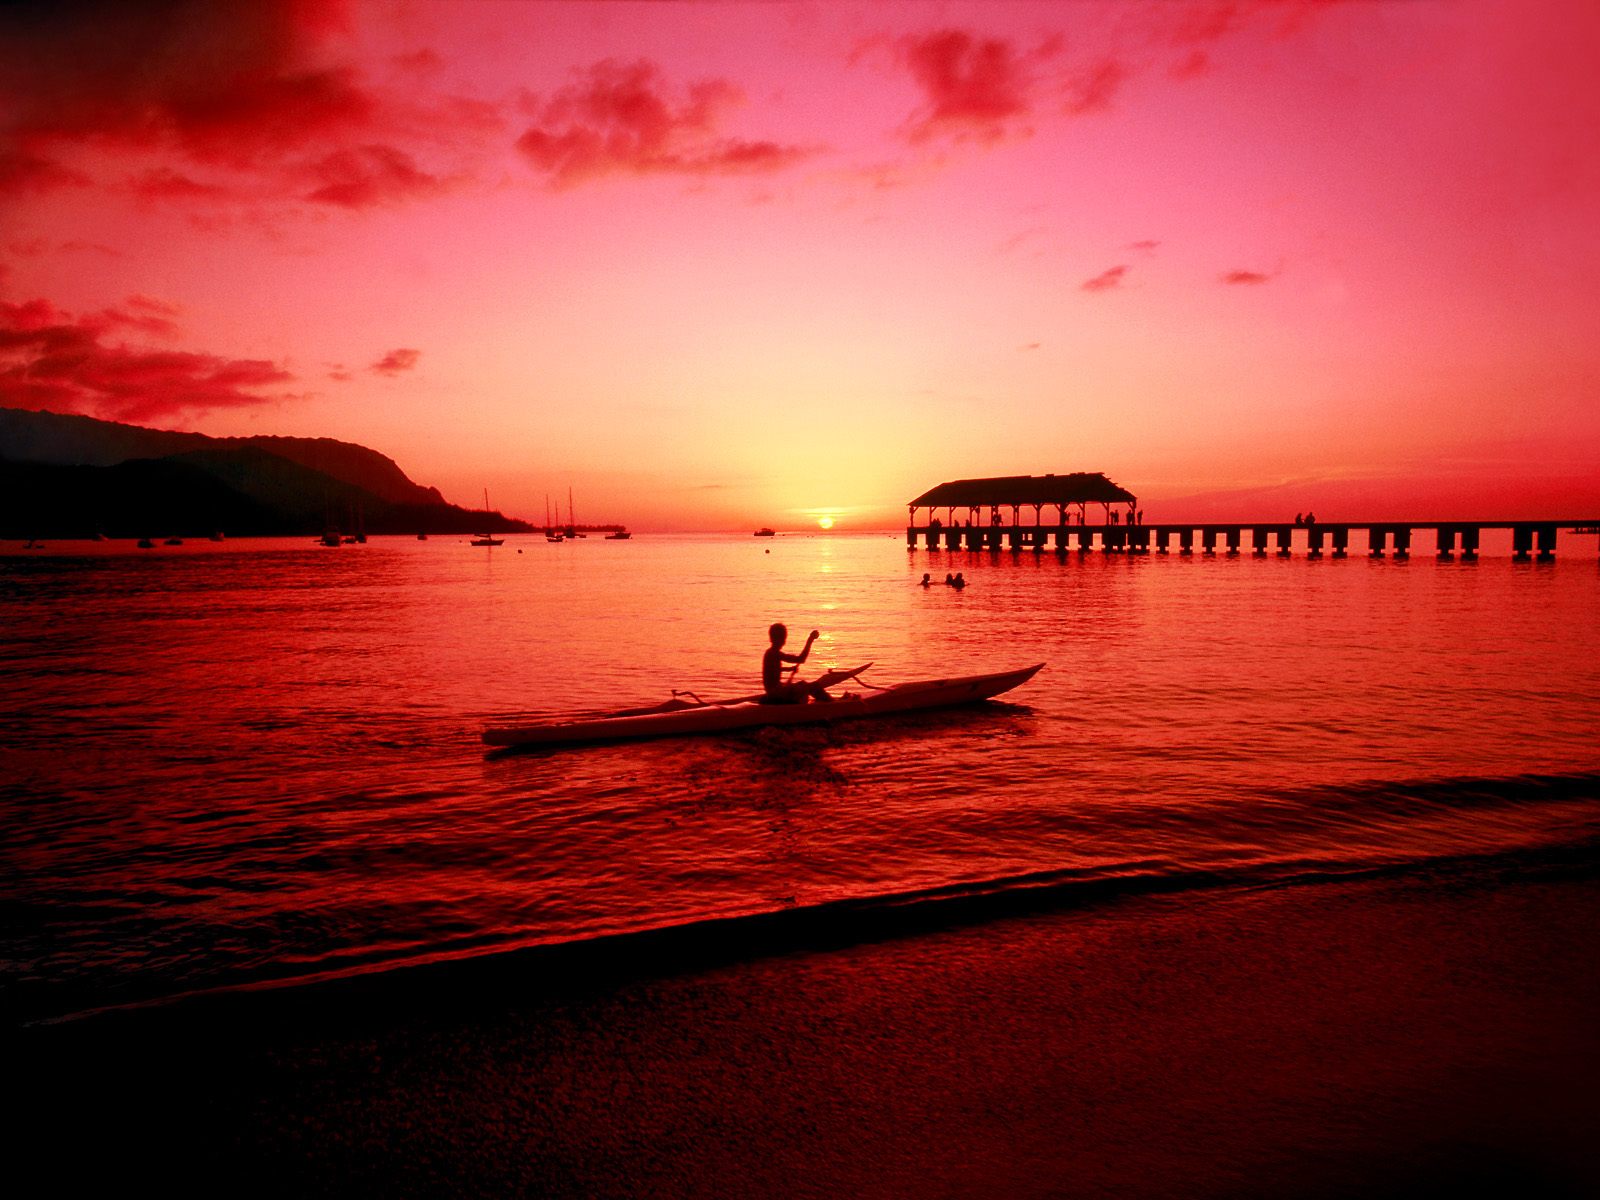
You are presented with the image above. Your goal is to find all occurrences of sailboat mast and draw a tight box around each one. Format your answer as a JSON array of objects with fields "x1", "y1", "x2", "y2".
[{"x1": 569, "y1": 486, "x2": 575, "y2": 534}]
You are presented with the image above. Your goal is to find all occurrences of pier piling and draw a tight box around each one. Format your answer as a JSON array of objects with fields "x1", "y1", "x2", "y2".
[{"x1": 1512, "y1": 526, "x2": 1533, "y2": 561}]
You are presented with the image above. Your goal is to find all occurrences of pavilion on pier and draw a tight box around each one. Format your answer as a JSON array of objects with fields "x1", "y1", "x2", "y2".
[{"x1": 908, "y1": 473, "x2": 1139, "y2": 532}]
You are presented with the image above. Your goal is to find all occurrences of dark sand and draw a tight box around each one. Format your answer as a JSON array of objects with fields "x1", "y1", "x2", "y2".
[{"x1": 13, "y1": 863, "x2": 1600, "y2": 1198}]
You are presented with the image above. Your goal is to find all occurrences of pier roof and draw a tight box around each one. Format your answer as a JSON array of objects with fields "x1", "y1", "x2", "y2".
[{"x1": 909, "y1": 473, "x2": 1136, "y2": 508}]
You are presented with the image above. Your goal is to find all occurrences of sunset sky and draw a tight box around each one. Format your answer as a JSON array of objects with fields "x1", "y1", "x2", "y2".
[{"x1": 3, "y1": 0, "x2": 1597, "y2": 529}]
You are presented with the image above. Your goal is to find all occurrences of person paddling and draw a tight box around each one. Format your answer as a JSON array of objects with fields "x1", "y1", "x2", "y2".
[{"x1": 762, "y1": 623, "x2": 832, "y2": 703}]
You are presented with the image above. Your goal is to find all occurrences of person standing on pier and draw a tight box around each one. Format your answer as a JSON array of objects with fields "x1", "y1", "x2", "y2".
[{"x1": 762, "y1": 623, "x2": 832, "y2": 704}]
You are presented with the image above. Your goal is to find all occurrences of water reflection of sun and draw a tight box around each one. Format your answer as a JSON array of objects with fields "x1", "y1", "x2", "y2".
[{"x1": 817, "y1": 516, "x2": 835, "y2": 530}]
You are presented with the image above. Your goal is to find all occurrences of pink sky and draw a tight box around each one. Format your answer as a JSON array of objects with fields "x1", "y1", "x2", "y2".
[{"x1": 3, "y1": 0, "x2": 1597, "y2": 529}]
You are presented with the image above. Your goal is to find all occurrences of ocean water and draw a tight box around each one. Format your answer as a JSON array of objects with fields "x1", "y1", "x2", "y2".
[{"x1": 3, "y1": 532, "x2": 1599, "y2": 1023}]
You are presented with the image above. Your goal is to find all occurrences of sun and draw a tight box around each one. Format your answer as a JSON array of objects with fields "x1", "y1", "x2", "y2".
[{"x1": 817, "y1": 516, "x2": 835, "y2": 530}]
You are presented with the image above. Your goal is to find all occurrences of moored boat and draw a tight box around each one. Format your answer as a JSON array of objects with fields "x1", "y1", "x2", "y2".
[
  {"x1": 483, "y1": 663, "x2": 1043, "y2": 750},
  {"x1": 472, "y1": 487, "x2": 505, "y2": 546}
]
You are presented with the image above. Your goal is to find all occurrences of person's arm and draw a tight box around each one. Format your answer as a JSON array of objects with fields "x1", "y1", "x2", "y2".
[{"x1": 781, "y1": 629, "x2": 820, "y2": 665}]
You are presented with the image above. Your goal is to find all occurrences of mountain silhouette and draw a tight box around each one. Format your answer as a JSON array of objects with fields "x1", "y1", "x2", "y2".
[{"x1": 0, "y1": 407, "x2": 532, "y2": 538}]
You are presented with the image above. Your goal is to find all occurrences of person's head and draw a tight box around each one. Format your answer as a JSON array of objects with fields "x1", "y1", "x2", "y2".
[{"x1": 769, "y1": 622, "x2": 787, "y2": 646}]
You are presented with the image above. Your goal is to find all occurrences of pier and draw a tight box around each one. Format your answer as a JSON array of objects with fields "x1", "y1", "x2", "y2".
[{"x1": 907, "y1": 476, "x2": 1599, "y2": 562}]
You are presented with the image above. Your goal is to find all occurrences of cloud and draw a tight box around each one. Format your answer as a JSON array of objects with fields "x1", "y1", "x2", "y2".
[
  {"x1": 370, "y1": 348, "x2": 420, "y2": 375},
  {"x1": 303, "y1": 144, "x2": 445, "y2": 208},
  {"x1": 899, "y1": 30, "x2": 1033, "y2": 143},
  {"x1": 0, "y1": 295, "x2": 291, "y2": 421},
  {"x1": 393, "y1": 49, "x2": 444, "y2": 76},
  {"x1": 516, "y1": 60, "x2": 812, "y2": 188},
  {"x1": 1221, "y1": 269, "x2": 1273, "y2": 285},
  {"x1": 1169, "y1": 49, "x2": 1212, "y2": 80},
  {"x1": 98, "y1": 294, "x2": 182, "y2": 337},
  {"x1": 1063, "y1": 59, "x2": 1130, "y2": 116},
  {"x1": 1081, "y1": 265, "x2": 1129, "y2": 292},
  {"x1": 1128, "y1": 239, "x2": 1162, "y2": 252},
  {"x1": 127, "y1": 168, "x2": 238, "y2": 204},
  {"x1": 0, "y1": 147, "x2": 90, "y2": 195}
]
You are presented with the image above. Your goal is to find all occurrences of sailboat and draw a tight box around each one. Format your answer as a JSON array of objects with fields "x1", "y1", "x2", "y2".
[
  {"x1": 545, "y1": 494, "x2": 564, "y2": 542},
  {"x1": 471, "y1": 488, "x2": 505, "y2": 547},
  {"x1": 565, "y1": 486, "x2": 587, "y2": 538}
]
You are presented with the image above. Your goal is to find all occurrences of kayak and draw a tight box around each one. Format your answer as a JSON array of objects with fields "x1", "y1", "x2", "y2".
[{"x1": 483, "y1": 663, "x2": 1044, "y2": 750}]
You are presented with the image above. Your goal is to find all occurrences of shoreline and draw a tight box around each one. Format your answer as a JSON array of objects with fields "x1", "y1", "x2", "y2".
[{"x1": 14, "y1": 859, "x2": 1600, "y2": 1197}]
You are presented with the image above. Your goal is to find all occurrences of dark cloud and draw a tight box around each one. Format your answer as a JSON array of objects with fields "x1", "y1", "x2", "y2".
[
  {"x1": 0, "y1": 295, "x2": 291, "y2": 421},
  {"x1": 516, "y1": 60, "x2": 811, "y2": 188},
  {"x1": 370, "y1": 348, "x2": 420, "y2": 375},
  {"x1": 0, "y1": 1, "x2": 373, "y2": 192},
  {"x1": 1222, "y1": 269, "x2": 1272, "y2": 285},
  {"x1": 1081, "y1": 265, "x2": 1129, "y2": 292},
  {"x1": 0, "y1": 1, "x2": 492, "y2": 213},
  {"x1": 900, "y1": 30, "x2": 1032, "y2": 143}
]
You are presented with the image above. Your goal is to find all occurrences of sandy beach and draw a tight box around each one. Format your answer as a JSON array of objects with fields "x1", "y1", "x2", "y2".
[{"x1": 13, "y1": 855, "x2": 1599, "y2": 1199}]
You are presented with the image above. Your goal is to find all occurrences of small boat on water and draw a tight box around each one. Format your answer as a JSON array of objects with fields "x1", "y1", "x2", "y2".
[
  {"x1": 138, "y1": 537, "x2": 156, "y2": 549},
  {"x1": 754, "y1": 527, "x2": 776, "y2": 537},
  {"x1": 483, "y1": 662, "x2": 1044, "y2": 750},
  {"x1": 164, "y1": 536, "x2": 184, "y2": 546},
  {"x1": 472, "y1": 488, "x2": 505, "y2": 547},
  {"x1": 604, "y1": 530, "x2": 632, "y2": 540}
]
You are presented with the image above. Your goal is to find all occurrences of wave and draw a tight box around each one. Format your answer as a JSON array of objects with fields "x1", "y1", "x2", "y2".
[{"x1": 25, "y1": 770, "x2": 1600, "y2": 1029}]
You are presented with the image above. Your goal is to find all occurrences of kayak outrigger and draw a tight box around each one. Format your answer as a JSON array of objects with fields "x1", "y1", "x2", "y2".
[{"x1": 483, "y1": 663, "x2": 1044, "y2": 750}]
